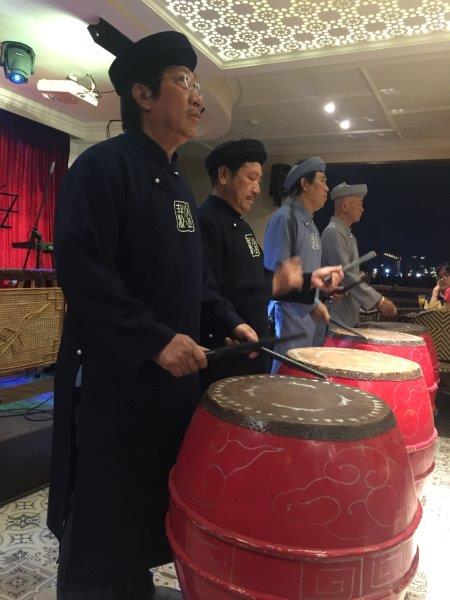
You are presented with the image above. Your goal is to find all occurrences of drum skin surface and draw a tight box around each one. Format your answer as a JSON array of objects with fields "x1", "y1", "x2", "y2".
[
  {"x1": 362, "y1": 322, "x2": 440, "y2": 409},
  {"x1": 326, "y1": 327, "x2": 437, "y2": 410},
  {"x1": 167, "y1": 375, "x2": 421, "y2": 600},
  {"x1": 281, "y1": 348, "x2": 437, "y2": 497}
]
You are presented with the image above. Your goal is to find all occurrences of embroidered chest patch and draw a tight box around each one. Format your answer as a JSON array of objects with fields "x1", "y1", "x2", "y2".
[
  {"x1": 174, "y1": 201, "x2": 195, "y2": 232},
  {"x1": 245, "y1": 233, "x2": 261, "y2": 257},
  {"x1": 311, "y1": 232, "x2": 320, "y2": 250}
]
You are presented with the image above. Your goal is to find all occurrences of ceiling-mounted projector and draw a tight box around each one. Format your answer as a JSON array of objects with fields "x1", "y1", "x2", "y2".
[{"x1": 37, "y1": 74, "x2": 100, "y2": 106}]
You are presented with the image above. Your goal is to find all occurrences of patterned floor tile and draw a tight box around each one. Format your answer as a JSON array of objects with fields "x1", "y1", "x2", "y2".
[{"x1": 0, "y1": 434, "x2": 449, "y2": 599}]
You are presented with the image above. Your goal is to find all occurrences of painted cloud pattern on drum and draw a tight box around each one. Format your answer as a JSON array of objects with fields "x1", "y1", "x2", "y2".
[
  {"x1": 272, "y1": 445, "x2": 408, "y2": 541},
  {"x1": 190, "y1": 423, "x2": 284, "y2": 507}
]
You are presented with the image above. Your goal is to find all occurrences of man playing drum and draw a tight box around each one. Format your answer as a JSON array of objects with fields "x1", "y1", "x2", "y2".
[
  {"x1": 321, "y1": 182, "x2": 396, "y2": 329},
  {"x1": 263, "y1": 157, "x2": 333, "y2": 365},
  {"x1": 48, "y1": 32, "x2": 251, "y2": 600},
  {"x1": 198, "y1": 140, "x2": 343, "y2": 388}
]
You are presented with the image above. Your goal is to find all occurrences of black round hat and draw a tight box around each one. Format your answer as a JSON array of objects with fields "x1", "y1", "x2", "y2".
[
  {"x1": 108, "y1": 31, "x2": 197, "y2": 96},
  {"x1": 205, "y1": 139, "x2": 267, "y2": 177}
]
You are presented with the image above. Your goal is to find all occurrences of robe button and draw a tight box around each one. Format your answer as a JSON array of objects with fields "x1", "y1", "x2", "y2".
[
  {"x1": 233, "y1": 223, "x2": 237, "y2": 227},
  {"x1": 173, "y1": 171, "x2": 179, "y2": 176},
  {"x1": 208, "y1": 334, "x2": 213, "y2": 338},
  {"x1": 154, "y1": 178, "x2": 160, "y2": 184},
  {"x1": 76, "y1": 349, "x2": 82, "y2": 356}
]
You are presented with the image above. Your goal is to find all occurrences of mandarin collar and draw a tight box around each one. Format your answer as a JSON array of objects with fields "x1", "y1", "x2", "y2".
[
  {"x1": 288, "y1": 196, "x2": 313, "y2": 221},
  {"x1": 206, "y1": 194, "x2": 242, "y2": 219},
  {"x1": 125, "y1": 129, "x2": 179, "y2": 173}
]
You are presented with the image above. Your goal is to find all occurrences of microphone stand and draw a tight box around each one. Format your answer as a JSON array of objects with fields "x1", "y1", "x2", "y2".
[{"x1": 23, "y1": 163, "x2": 55, "y2": 269}]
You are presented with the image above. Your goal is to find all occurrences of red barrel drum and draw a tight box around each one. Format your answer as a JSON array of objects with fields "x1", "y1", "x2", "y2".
[
  {"x1": 326, "y1": 327, "x2": 436, "y2": 411},
  {"x1": 167, "y1": 375, "x2": 421, "y2": 600},
  {"x1": 363, "y1": 322, "x2": 440, "y2": 411},
  {"x1": 280, "y1": 347, "x2": 437, "y2": 496}
]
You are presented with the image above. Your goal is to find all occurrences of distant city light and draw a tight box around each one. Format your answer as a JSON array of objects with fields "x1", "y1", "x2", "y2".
[
  {"x1": 373, "y1": 268, "x2": 378, "y2": 274},
  {"x1": 385, "y1": 268, "x2": 391, "y2": 274},
  {"x1": 416, "y1": 273, "x2": 422, "y2": 278}
]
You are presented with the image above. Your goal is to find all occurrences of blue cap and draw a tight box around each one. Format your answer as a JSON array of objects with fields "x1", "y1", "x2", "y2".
[{"x1": 284, "y1": 156, "x2": 326, "y2": 192}]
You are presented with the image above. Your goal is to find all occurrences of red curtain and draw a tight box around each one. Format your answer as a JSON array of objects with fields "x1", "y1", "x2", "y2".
[{"x1": 0, "y1": 108, "x2": 69, "y2": 269}]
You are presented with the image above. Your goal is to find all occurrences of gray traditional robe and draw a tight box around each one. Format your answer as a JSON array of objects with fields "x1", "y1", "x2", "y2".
[{"x1": 321, "y1": 216, "x2": 381, "y2": 326}]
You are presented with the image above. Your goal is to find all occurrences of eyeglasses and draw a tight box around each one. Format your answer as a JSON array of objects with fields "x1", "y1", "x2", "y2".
[{"x1": 156, "y1": 74, "x2": 202, "y2": 96}]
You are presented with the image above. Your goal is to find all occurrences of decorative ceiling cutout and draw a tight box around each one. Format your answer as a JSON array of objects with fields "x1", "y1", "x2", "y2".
[{"x1": 153, "y1": 0, "x2": 450, "y2": 63}]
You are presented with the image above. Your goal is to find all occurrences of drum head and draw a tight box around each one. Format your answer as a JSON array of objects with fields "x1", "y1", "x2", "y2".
[
  {"x1": 330, "y1": 326, "x2": 425, "y2": 347},
  {"x1": 363, "y1": 322, "x2": 428, "y2": 336},
  {"x1": 203, "y1": 375, "x2": 395, "y2": 441},
  {"x1": 286, "y1": 347, "x2": 422, "y2": 381}
]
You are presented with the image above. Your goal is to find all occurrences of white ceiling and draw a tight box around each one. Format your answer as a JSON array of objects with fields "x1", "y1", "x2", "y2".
[{"x1": 0, "y1": 0, "x2": 450, "y2": 162}]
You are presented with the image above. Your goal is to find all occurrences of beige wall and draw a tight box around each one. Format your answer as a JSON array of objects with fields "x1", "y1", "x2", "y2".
[{"x1": 178, "y1": 155, "x2": 290, "y2": 246}]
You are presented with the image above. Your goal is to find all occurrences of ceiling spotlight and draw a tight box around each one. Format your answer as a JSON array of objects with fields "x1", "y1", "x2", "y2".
[
  {"x1": 380, "y1": 87, "x2": 398, "y2": 95},
  {"x1": 37, "y1": 74, "x2": 100, "y2": 106},
  {"x1": 0, "y1": 41, "x2": 35, "y2": 84},
  {"x1": 339, "y1": 119, "x2": 351, "y2": 130},
  {"x1": 323, "y1": 102, "x2": 336, "y2": 114}
]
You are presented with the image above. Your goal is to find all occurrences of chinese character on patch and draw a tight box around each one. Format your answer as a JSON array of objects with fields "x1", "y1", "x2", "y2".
[
  {"x1": 245, "y1": 234, "x2": 261, "y2": 257},
  {"x1": 174, "y1": 201, "x2": 195, "y2": 232}
]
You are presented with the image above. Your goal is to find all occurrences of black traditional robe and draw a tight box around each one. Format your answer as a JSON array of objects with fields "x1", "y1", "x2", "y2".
[
  {"x1": 48, "y1": 132, "x2": 238, "y2": 588},
  {"x1": 198, "y1": 194, "x2": 315, "y2": 387}
]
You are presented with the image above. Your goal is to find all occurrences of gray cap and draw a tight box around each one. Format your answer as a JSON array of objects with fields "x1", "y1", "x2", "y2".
[
  {"x1": 331, "y1": 182, "x2": 368, "y2": 201},
  {"x1": 284, "y1": 156, "x2": 326, "y2": 192}
]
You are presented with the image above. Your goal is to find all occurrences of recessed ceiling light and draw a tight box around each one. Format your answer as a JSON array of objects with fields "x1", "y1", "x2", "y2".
[
  {"x1": 323, "y1": 102, "x2": 335, "y2": 114},
  {"x1": 390, "y1": 108, "x2": 404, "y2": 114},
  {"x1": 339, "y1": 119, "x2": 351, "y2": 130},
  {"x1": 362, "y1": 116, "x2": 374, "y2": 122},
  {"x1": 246, "y1": 119, "x2": 259, "y2": 126},
  {"x1": 380, "y1": 88, "x2": 399, "y2": 95}
]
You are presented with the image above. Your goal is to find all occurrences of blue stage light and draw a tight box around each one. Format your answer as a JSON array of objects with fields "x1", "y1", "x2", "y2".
[
  {"x1": 0, "y1": 41, "x2": 35, "y2": 84},
  {"x1": 10, "y1": 72, "x2": 26, "y2": 84}
]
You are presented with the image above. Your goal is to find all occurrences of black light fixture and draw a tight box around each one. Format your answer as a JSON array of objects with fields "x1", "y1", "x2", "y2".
[
  {"x1": 87, "y1": 18, "x2": 132, "y2": 57},
  {"x1": 0, "y1": 41, "x2": 35, "y2": 84}
]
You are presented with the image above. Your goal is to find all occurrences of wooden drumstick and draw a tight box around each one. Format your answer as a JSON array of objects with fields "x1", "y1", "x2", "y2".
[
  {"x1": 329, "y1": 317, "x2": 368, "y2": 340},
  {"x1": 259, "y1": 346, "x2": 327, "y2": 379},
  {"x1": 334, "y1": 273, "x2": 369, "y2": 294},
  {"x1": 323, "y1": 250, "x2": 377, "y2": 283},
  {"x1": 205, "y1": 332, "x2": 306, "y2": 361}
]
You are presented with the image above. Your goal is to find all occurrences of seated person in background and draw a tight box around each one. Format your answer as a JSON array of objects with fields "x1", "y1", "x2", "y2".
[{"x1": 428, "y1": 262, "x2": 450, "y2": 310}]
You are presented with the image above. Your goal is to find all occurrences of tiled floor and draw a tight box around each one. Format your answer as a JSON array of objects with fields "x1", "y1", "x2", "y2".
[{"x1": 1, "y1": 401, "x2": 449, "y2": 599}]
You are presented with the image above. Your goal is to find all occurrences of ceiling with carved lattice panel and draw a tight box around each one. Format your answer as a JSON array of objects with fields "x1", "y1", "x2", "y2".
[{"x1": 149, "y1": 0, "x2": 450, "y2": 64}]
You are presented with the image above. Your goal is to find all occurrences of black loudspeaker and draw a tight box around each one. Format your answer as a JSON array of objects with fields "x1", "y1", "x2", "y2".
[
  {"x1": 269, "y1": 163, "x2": 291, "y2": 206},
  {"x1": 87, "y1": 19, "x2": 132, "y2": 57}
]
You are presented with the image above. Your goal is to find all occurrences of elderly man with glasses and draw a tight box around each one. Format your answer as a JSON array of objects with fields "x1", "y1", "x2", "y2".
[{"x1": 48, "y1": 32, "x2": 239, "y2": 600}]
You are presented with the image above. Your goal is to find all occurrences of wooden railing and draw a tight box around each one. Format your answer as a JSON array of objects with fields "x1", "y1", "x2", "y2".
[{"x1": 372, "y1": 284, "x2": 433, "y2": 311}]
